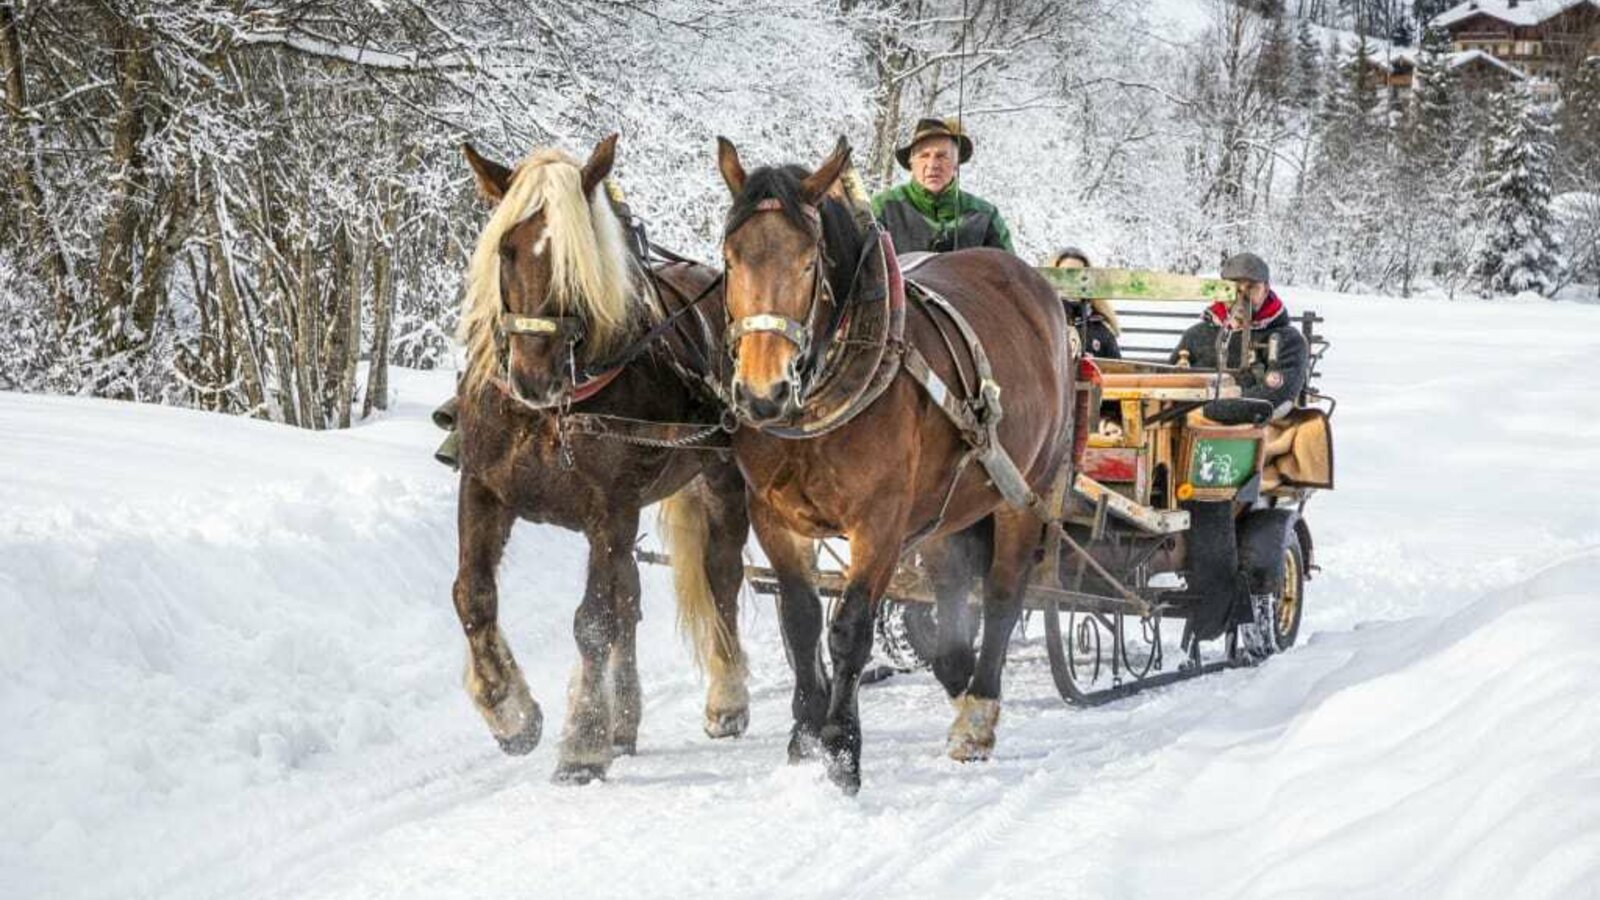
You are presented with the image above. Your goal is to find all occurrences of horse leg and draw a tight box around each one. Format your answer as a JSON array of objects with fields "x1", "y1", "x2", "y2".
[
  {"x1": 702, "y1": 465, "x2": 752, "y2": 738},
  {"x1": 948, "y1": 507, "x2": 1039, "y2": 762},
  {"x1": 454, "y1": 476, "x2": 543, "y2": 755},
  {"x1": 821, "y1": 512, "x2": 908, "y2": 795},
  {"x1": 607, "y1": 571, "x2": 642, "y2": 757},
  {"x1": 749, "y1": 502, "x2": 828, "y2": 763},
  {"x1": 923, "y1": 519, "x2": 993, "y2": 700},
  {"x1": 554, "y1": 508, "x2": 637, "y2": 784}
]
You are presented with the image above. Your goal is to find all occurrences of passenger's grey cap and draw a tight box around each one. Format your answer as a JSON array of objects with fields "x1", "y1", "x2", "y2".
[{"x1": 1220, "y1": 252, "x2": 1270, "y2": 283}]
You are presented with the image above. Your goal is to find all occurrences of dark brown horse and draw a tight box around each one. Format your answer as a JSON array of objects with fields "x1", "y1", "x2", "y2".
[
  {"x1": 452, "y1": 135, "x2": 749, "y2": 784},
  {"x1": 715, "y1": 137, "x2": 1077, "y2": 792}
]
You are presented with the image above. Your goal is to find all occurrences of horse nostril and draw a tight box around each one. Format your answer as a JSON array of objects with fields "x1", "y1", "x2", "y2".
[{"x1": 732, "y1": 378, "x2": 792, "y2": 424}]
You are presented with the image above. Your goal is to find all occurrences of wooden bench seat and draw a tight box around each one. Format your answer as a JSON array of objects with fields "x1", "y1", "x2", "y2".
[{"x1": 1099, "y1": 372, "x2": 1229, "y2": 390}]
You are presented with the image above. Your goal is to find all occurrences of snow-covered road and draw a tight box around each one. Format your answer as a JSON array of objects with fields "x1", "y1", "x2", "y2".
[{"x1": 5, "y1": 291, "x2": 1598, "y2": 899}]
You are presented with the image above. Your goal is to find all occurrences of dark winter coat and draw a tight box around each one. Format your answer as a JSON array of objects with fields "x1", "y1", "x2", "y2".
[
  {"x1": 1169, "y1": 293, "x2": 1308, "y2": 417},
  {"x1": 1080, "y1": 315, "x2": 1121, "y2": 359},
  {"x1": 871, "y1": 180, "x2": 1014, "y2": 254}
]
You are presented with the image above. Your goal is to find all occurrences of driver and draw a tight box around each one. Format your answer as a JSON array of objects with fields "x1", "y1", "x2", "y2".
[
  {"x1": 1170, "y1": 252, "x2": 1308, "y2": 420},
  {"x1": 871, "y1": 117, "x2": 1014, "y2": 254}
]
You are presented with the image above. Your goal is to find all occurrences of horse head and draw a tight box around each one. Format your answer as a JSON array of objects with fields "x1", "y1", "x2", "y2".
[
  {"x1": 717, "y1": 136, "x2": 859, "y2": 426},
  {"x1": 459, "y1": 134, "x2": 636, "y2": 408}
]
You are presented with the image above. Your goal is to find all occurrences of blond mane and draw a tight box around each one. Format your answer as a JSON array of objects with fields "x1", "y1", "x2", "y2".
[{"x1": 459, "y1": 148, "x2": 637, "y2": 393}]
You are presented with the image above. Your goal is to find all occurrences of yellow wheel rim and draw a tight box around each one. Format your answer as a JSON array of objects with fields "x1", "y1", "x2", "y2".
[{"x1": 1277, "y1": 546, "x2": 1301, "y2": 637}]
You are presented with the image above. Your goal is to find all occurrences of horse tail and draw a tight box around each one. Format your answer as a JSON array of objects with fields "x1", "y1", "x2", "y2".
[{"x1": 659, "y1": 481, "x2": 735, "y2": 678}]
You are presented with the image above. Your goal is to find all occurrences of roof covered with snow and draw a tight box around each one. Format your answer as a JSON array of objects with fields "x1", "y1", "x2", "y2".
[
  {"x1": 1434, "y1": 0, "x2": 1600, "y2": 29},
  {"x1": 1353, "y1": 44, "x2": 1527, "y2": 79},
  {"x1": 1449, "y1": 48, "x2": 1531, "y2": 76}
]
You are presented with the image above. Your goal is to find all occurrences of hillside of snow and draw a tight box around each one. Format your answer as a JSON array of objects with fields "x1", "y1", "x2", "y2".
[{"x1": 4, "y1": 290, "x2": 1598, "y2": 899}]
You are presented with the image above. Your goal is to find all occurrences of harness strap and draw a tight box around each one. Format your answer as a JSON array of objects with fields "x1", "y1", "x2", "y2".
[
  {"x1": 562, "y1": 412, "x2": 732, "y2": 449},
  {"x1": 727, "y1": 312, "x2": 810, "y2": 351},
  {"x1": 568, "y1": 366, "x2": 624, "y2": 403},
  {"x1": 899, "y1": 285, "x2": 1041, "y2": 514},
  {"x1": 502, "y1": 314, "x2": 584, "y2": 339},
  {"x1": 582, "y1": 270, "x2": 723, "y2": 378},
  {"x1": 646, "y1": 242, "x2": 706, "y2": 267}
]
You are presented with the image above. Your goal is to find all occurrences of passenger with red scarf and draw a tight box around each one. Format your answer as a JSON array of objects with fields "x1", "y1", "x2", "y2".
[{"x1": 1170, "y1": 252, "x2": 1308, "y2": 420}]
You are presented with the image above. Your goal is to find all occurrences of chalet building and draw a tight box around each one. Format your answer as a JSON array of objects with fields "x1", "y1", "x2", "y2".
[
  {"x1": 1394, "y1": 48, "x2": 1529, "y2": 89},
  {"x1": 1432, "y1": 0, "x2": 1600, "y2": 79},
  {"x1": 1356, "y1": 42, "x2": 1526, "y2": 94}
]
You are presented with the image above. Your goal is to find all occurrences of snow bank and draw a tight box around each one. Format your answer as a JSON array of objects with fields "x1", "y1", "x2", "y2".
[
  {"x1": 0, "y1": 370, "x2": 678, "y2": 899},
  {"x1": 1121, "y1": 550, "x2": 1600, "y2": 898}
]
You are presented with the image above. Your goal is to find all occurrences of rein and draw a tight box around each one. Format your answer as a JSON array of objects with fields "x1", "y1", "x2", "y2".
[{"x1": 581, "y1": 268, "x2": 725, "y2": 382}]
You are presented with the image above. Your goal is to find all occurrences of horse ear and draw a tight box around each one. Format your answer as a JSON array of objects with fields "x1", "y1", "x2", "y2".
[
  {"x1": 581, "y1": 132, "x2": 618, "y2": 196},
  {"x1": 800, "y1": 136, "x2": 851, "y2": 205},
  {"x1": 716, "y1": 137, "x2": 746, "y2": 196},
  {"x1": 462, "y1": 143, "x2": 512, "y2": 204}
]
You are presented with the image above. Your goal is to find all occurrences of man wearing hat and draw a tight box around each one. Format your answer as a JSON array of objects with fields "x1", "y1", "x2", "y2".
[
  {"x1": 1170, "y1": 251, "x2": 1309, "y2": 421},
  {"x1": 871, "y1": 117, "x2": 1014, "y2": 255}
]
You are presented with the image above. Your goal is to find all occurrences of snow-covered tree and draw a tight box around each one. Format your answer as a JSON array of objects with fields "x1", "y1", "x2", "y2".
[
  {"x1": 1555, "y1": 57, "x2": 1600, "y2": 189},
  {"x1": 1475, "y1": 87, "x2": 1564, "y2": 296}
]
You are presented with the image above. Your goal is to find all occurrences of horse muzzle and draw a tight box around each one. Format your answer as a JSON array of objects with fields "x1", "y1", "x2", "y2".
[
  {"x1": 731, "y1": 375, "x2": 797, "y2": 426},
  {"x1": 507, "y1": 370, "x2": 569, "y2": 409}
]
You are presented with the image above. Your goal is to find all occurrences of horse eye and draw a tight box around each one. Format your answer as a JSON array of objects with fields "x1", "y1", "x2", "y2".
[{"x1": 500, "y1": 243, "x2": 516, "y2": 261}]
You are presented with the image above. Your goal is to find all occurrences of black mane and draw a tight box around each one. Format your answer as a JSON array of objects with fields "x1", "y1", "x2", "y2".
[{"x1": 725, "y1": 165, "x2": 815, "y2": 237}]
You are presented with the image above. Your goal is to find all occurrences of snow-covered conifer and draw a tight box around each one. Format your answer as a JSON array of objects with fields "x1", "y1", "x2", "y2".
[{"x1": 1475, "y1": 87, "x2": 1564, "y2": 296}]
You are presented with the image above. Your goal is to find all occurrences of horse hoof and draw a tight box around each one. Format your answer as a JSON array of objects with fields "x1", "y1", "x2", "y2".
[
  {"x1": 787, "y1": 726, "x2": 822, "y2": 763},
  {"x1": 494, "y1": 710, "x2": 544, "y2": 756},
  {"x1": 946, "y1": 738, "x2": 993, "y2": 763},
  {"x1": 945, "y1": 693, "x2": 998, "y2": 762},
  {"x1": 820, "y1": 724, "x2": 861, "y2": 794},
  {"x1": 824, "y1": 750, "x2": 861, "y2": 795},
  {"x1": 551, "y1": 761, "x2": 608, "y2": 785},
  {"x1": 612, "y1": 739, "x2": 637, "y2": 756},
  {"x1": 704, "y1": 708, "x2": 750, "y2": 740}
]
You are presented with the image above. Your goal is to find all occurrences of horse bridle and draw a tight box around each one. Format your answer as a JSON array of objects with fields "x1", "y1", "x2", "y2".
[
  {"x1": 494, "y1": 301, "x2": 596, "y2": 410},
  {"x1": 723, "y1": 198, "x2": 838, "y2": 404},
  {"x1": 495, "y1": 258, "x2": 736, "y2": 415}
]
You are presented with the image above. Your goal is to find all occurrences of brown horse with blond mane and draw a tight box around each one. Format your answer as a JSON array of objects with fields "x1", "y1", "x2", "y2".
[
  {"x1": 451, "y1": 135, "x2": 749, "y2": 784},
  {"x1": 715, "y1": 136, "x2": 1077, "y2": 793}
]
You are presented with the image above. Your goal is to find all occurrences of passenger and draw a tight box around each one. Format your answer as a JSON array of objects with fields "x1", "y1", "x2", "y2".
[
  {"x1": 871, "y1": 117, "x2": 1014, "y2": 254},
  {"x1": 1047, "y1": 246, "x2": 1122, "y2": 359},
  {"x1": 1171, "y1": 252, "x2": 1308, "y2": 421}
]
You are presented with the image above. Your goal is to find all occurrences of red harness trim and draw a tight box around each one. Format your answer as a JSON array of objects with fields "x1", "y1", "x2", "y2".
[
  {"x1": 754, "y1": 197, "x2": 821, "y2": 224},
  {"x1": 569, "y1": 366, "x2": 624, "y2": 403},
  {"x1": 491, "y1": 365, "x2": 624, "y2": 410},
  {"x1": 881, "y1": 230, "x2": 906, "y2": 315}
]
